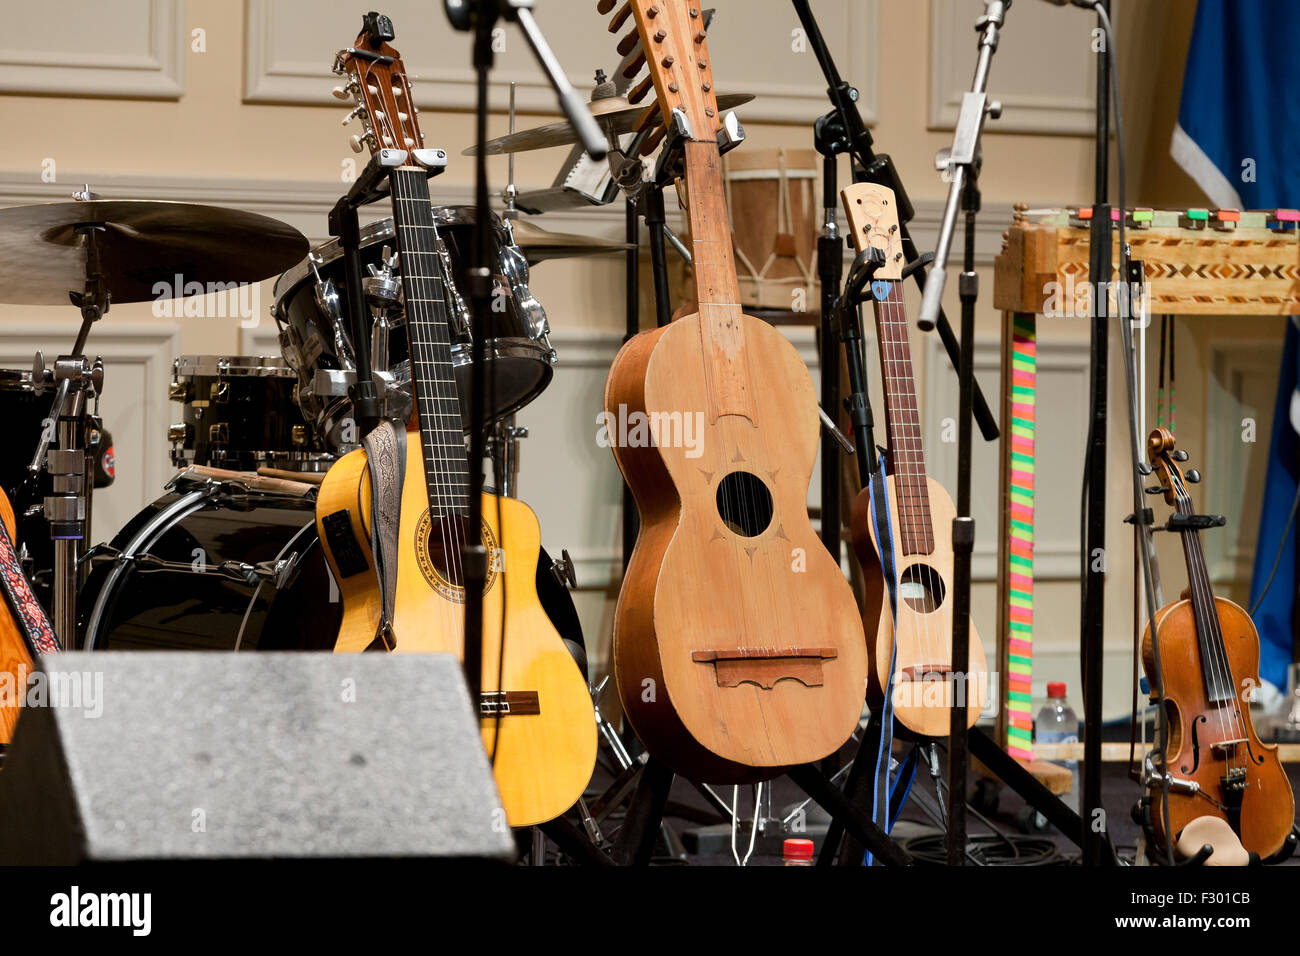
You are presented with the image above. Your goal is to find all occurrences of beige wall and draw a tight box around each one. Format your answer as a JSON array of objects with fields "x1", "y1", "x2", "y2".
[{"x1": 1, "y1": 0, "x2": 1282, "y2": 722}]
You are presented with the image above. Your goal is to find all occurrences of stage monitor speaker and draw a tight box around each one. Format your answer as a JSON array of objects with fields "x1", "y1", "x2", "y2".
[{"x1": 0, "y1": 652, "x2": 515, "y2": 864}]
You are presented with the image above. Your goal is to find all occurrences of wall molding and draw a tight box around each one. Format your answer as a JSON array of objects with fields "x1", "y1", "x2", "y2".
[
  {"x1": 0, "y1": 318, "x2": 181, "y2": 543},
  {"x1": 0, "y1": 170, "x2": 1016, "y2": 267},
  {"x1": 929, "y1": 0, "x2": 1099, "y2": 135},
  {"x1": 242, "y1": 0, "x2": 879, "y2": 126},
  {"x1": 923, "y1": 334, "x2": 1092, "y2": 581},
  {"x1": 0, "y1": 0, "x2": 185, "y2": 99}
]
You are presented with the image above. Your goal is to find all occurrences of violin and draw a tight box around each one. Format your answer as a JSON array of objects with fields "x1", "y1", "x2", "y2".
[{"x1": 1142, "y1": 428, "x2": 1294, "y2": 857}]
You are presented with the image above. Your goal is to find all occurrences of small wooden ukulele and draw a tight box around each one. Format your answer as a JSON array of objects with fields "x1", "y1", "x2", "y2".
[{"x1": 842, "y1": 181, "x2": 989, "y2": 738}]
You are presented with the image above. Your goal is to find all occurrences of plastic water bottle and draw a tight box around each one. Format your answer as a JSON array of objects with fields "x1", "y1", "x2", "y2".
[{"x1": 1035, "y1": 682, "x2": 1079, "y2": 813}]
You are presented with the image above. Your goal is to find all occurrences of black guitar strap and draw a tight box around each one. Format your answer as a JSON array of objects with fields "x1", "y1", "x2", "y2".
[{"x1": 362, "y1": 420, "x2": 407, "y2": 651}]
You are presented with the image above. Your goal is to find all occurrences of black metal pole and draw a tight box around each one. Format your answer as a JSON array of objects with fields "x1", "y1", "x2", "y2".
[
  {"x1": 461, "y1": 3, "x2": 500, "y2": 708},
  {"x1": 819, "y1": 152, "x2": 844, "y2": 559},
  {"x1": 947, "y1": 170, "x2": 981, "y2": 866},
  {"x1": 1080, "y1": 0, "x2": 1112, "y2": 868},
  {"x1": 642, "y1": 184, "x2": 672, "y2": 329},
  {"x1": 621, "y1": 198, "x2": 640, "y2": 573}
]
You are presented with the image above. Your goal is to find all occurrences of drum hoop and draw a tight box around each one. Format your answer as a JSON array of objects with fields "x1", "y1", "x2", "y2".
[
  {"x1": 174, "y1": 355, "x2": 295, "y2": 379},
  {"x1": 272, "y1": 205, "x2": 494, "y2": 307}
]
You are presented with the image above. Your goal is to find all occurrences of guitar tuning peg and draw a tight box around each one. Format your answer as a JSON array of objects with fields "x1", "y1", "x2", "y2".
[
  {"x1": 1185, "y1": 469, "x2": 1202, "y2": 483},
  {"x1": 608, "y1": 1, "x2": 632, "y2": 32},
  {"x1": 617, "y1": 30, "x2": 639, "y2": 56},
  {"x1": 349, "y1": 132, "x2": 375, "y2": 153},
  {"x1": 341, "y1": 104, "x2": 367, "y2": 126},
  {"x1": 628, "y1": 74, "x2": 654, "y2": 104},
  {"x1": 597, "y1": 0, "x2": 617, "y2": 12},
  {"x1": 331, "y1": 84, "x2": 352, "y2": 100}
]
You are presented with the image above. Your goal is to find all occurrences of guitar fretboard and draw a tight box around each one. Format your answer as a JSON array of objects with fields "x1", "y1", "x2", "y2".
[
  {"x1": 389, "y1": 166, "x2": 469, "y2": 519},
  {"x1": 873, "y1": 280, "x2": 934, "y2": 555}
]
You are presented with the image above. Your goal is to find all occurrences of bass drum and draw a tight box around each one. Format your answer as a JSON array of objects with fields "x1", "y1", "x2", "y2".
[
  {"x1": 78, "y1": 486, "x2": 588, "y2": 665},
  {"x1": 79, "y1": 487, "x2": 340, "y2": 651}
]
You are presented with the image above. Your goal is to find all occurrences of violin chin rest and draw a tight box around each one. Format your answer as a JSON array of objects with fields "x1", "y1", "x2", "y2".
[{"x1": 1175, "y1": 815, "x2": 1251, "y2": 867}]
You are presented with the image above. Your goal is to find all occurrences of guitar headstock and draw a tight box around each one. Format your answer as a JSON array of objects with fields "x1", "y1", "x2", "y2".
[
  {"x1": 840, "y1": 182, "x2": 906, "y2": 281},
  {"x1": 1148, "y1": 427, "x2": 1195, "y2": 507},
  {"x1": 332, "y1": 12, "x2": 424, "y2": 157},
  {"x1": 598, "y1": 0, "x2": 720, "y2": 143}
]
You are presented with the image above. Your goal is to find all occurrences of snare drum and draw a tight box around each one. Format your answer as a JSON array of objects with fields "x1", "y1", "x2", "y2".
[
  {"x1": 79, "y1": 483, "x2": 340, "y2": 651},
  {"x1": 168, "y1": 355, "x2": 333, "y2": 473},
  {"x1": 274, "y1": 206, "x2": 555, "y2": 446}
]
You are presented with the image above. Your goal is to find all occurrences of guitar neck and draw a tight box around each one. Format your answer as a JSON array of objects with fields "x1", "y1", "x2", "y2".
[
  {"x1": 872, "y1": 280, "x2": 934, "y2": 555},
  {"x1": 682, "y1": 140, "x2": 755, "y2": 422},
  {"x1": 389, "y1": 165, "x2": 469, "y2": 519}
]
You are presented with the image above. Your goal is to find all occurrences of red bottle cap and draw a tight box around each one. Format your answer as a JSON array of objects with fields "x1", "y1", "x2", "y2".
[
  {"x1": 1047, "y1": 681, "x2": 1067, "y2": 698},
  {"x1": 783, "y1": 838, "x2": 815, "y2": 861}
]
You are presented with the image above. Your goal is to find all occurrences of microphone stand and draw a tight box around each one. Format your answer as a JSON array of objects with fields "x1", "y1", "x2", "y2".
[
  {"x1": 445, "y1": 0, "x2": 606, "y2": 706},
  {"x1": 916, "y1": 0, "x2": 1011, "y2": 867}
]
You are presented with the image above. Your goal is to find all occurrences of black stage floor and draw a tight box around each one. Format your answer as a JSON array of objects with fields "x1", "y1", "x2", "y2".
[{"x1": 578, "y1": 738, "x2": 1300, "y2": 867}]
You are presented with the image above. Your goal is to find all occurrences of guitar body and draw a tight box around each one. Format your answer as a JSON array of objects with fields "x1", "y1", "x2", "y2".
[
  {"x1": 1141, "y1": 595, "x2": 1294, "y2": 857},
  {"x1": 0, "y1": 489, "x2": 34, "y2": 745},
  {"x1": 315, "y1": 431, "x2": 597, "y2": 827},
  {"x1": 851, "y1": 476, "x2": 988, "y2": 738},
  {"x1": 608, "y1": 313, "x2": 868, "y2": 784}
]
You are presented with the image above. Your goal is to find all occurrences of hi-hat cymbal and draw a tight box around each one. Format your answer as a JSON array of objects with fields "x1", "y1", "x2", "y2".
[
  {"x1": 0, "y1": 200, "x2": 309, "y2": 306},
  {"x1": 509, "y1": 217, "x2": 634, "y2": 264},
  {"x1": 466, "y1": 93, "x2": 755, "y2": 156}
]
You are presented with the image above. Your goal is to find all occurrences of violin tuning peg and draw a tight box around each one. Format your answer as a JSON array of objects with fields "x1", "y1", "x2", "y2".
[
  {"x1": 1144, "y1": 485, "x2": 1165, "y2": 495},
  {"x1": 1172, "y1": 449, "x2": 1189, "y2": 461},
  {"x1": 1137, "y1": 462, "x2": 1153, "y2": 475},
  {"x1": 1185, "y1": 469, "x2": 1202, "y2": 483}
]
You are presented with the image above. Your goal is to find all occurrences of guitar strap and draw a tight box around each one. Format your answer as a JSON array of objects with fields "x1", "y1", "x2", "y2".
[
  {"x1": 0, "y1": 513, "x2": 58, "y2": 656},
  {"x1": 362, "y1": 420, "x2": 407, "y2": 651}
]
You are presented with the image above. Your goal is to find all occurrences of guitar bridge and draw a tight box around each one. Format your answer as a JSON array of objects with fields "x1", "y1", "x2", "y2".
[
  {"x1": 479, "y1": 691, "x2": 540, "y2": 716},
  {"x1": 691, "y1": 647, "x2": 839, "y2": 689}
]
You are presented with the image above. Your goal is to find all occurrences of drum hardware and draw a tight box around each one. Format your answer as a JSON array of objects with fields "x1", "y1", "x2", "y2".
[
  {"x1": 309, "y1": 254, "x2": 355, "y2": 369},
  {"x1": 486, "y1": 416, "x2": 528, "y2": 499},
  {"x1": 82, "y1": 542, "x2": 304, "y2": 591}
]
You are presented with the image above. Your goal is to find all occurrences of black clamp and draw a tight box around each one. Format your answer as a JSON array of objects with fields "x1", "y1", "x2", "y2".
[{"x1": 1163, "y1": 513, "x2": 1227, "y2": 532}]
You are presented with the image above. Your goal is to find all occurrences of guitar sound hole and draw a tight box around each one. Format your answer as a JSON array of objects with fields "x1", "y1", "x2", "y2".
[
  {"x1": 716, "y1": 471, "x2": 774, "y2": 537},
  {"x1": 899, "y1": 564, "x2": 946, "y2": 613},
  {"x1": 425, "y1": 514, "x2": 473, "y2": 588}
]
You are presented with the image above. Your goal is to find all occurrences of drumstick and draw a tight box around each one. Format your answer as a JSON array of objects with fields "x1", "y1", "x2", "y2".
[
  {"x1": 257, "y1": 467, "x2": 327, "y2": 486},
  {"x1": 182, "y1": 465, "x2": 315, "y2": 497}
]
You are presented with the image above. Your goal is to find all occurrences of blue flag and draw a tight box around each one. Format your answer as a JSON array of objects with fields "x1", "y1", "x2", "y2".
[{"x1": 1172, "y1": 0, "x2": 1300, "y2": 694}]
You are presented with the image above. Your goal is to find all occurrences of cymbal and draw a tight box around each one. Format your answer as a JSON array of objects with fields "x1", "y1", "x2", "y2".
[
  {"x1": 466, "y1": 93, "x2": 755, "y2": 156},
  {"x1": 509, "y1": 217, "x2": 634, "y2": 263},
  {"x1": 0, "y1": 200, "x2": 309, "y2": 306}
]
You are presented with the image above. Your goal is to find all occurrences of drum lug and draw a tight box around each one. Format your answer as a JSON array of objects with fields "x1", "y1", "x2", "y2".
[
  {"x1": 168, "y1": 380, "x2": 188, "y2": 402},
  {"x1": 168, "y1": 422, "x2": 189, "y2": 443},
  {"x1": 209, "y1": 380, "x2": 230, "y2": 404},
  {"x1": 208, "y1": 423, "x2": 229, "y2": 444}
]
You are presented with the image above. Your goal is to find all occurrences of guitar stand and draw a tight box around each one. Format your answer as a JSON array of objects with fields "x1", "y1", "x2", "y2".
[{"x1": 327, "y1": 148, "x2": 446, "y2": 437}]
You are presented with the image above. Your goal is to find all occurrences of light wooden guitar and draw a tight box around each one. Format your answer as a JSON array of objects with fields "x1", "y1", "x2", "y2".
[
  {"x1": 842, "y1": 182, "x2": 989, "y2": 738},
  {"x1": 603, "y1": 0, "x2": 868, "y2": 784},
  {"x1": 314, "y1": 23, "x2": 595, "y2": 827}
]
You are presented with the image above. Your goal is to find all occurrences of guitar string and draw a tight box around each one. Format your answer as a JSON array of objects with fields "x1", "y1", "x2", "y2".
[
  {"x1": 878, "y1": 282, "x2": 943, "y2": 705},
  {"x1": 394, "y1": 172, "x2": 465, "y2": 666},
  {"x1": 1173, "y1": 462, "x2": 1245, "y2": 776}
]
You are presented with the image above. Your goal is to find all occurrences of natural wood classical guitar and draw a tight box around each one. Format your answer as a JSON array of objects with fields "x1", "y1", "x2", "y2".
[
  {"x1": 1143, "y1": 428, "x2": 1293, "y2": 857},
  {"x1": 314, "y1": 23, "x2": 595, "y2": 827},
  {"x1": 842, "y1": 182, "x2": 988, "y2": 738},
  {"x1": 603, "y1": 0, "x2": 868, "y2": 784}
]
